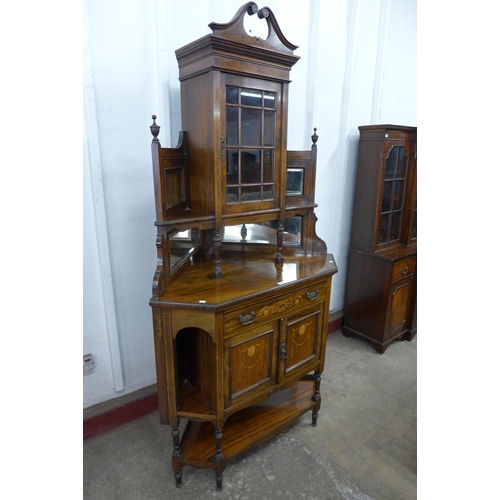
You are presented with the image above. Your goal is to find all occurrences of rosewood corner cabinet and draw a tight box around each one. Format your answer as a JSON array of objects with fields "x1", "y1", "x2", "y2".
[
  {"x1": 343, "y1": 125, "x2": 417, "y2": 354},
  {"x1": 148, "y1": 3, "x2": 337, "y2": 490}
]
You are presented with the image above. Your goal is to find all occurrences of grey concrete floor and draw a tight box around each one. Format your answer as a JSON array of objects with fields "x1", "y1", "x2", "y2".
[{"x1": 83, "y1": 332, "x2": 417, "y2": 500}]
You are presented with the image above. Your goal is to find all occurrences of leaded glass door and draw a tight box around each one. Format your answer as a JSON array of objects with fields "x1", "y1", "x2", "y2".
[
  {"x1": 377, "y1": 145, "x2": 409, "y2": 246},
  {"x1": 222, "y1": 75, "x2": 283, "y2": 214}
]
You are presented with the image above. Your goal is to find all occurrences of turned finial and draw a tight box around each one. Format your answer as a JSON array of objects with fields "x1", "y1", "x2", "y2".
[
  {"x1": 150, "y1": 115, "x2": 160, "y2": 143},
  {"x1": 311, "y1": 127, "x2": 318, "y2": 145}
]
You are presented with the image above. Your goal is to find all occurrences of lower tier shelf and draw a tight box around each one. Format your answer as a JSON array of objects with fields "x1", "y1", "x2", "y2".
[{"x1": 179, "y1": 378, "x2": 317, "y2": 467}]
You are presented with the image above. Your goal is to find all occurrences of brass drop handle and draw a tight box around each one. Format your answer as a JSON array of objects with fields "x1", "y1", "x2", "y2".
[
  {"x1": 305, "y1": 289, "x2": 320, "y2": 301},
  {"x1": 280, "y1": 343, "x2": 287, "y2": 360},
  {"x1": 238, "y1": 311, "x2": 256, "y2": 325},
  {"x1": 400, "y1": 266, "x2": 409, "y2": 275}
]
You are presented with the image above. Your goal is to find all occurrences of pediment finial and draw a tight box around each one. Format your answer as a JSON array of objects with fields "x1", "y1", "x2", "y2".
[
  {"x1": 311, "y1": 128, "x2": 318, "y2": 145},
  {"x1": 150, "y1": 115, "x2": 160, "y2": 143}
]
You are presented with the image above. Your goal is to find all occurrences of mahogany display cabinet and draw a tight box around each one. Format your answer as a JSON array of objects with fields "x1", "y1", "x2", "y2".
[
  {"x1": 343, "y1": 124, "x2": 417, "y2": 353},
  {"x1": 148, "y1": 3, "x2": 337, "y2": 490}
]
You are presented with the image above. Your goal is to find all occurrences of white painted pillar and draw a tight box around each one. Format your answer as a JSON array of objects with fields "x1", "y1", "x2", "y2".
[{"x1": 83, "y1": 0, "x2": 124, "y2": 392}]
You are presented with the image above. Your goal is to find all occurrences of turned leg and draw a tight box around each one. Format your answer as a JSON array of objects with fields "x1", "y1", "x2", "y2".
[
  {"x1": 311, "y1": 371, "x2": 321, "y2": 427},
  {"x1": 171, "y1": 425, "x2": 182, "y2": 488},
  {"x1": 275, "y1": 220, "x2": 284, "y2": 265},
  {"x1": 174, "y1": 470, "x2": 182, "y2": 488},
  {"x1": 312, "y1": 409, "x2": 319, "y2": 427},
  {"x1": 216, "y1": 473, "x2": 223, "y2": 491},
  {"x1": 213, "y1": 427, "x2": 224, "y2": 490},
  {"x1": 209, "y1": 229, "x2": 223, "y2": 279}
]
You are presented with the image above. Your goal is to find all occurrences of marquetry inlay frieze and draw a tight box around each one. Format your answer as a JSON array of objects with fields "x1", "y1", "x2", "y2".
[{"x1": 260, "y1": 293, "x2": 306, "y2": 317}]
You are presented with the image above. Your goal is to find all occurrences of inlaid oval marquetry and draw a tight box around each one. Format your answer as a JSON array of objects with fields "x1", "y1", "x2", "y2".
[
  {"x1": 229, "y1": 334, "x2": 271, "y2": 400},
  {"x1": 236, "y1": 340, "x2": 265, "y2": 369},
  {"x1": 291, "y1": 320, "x2": 313, "y2": 346}
]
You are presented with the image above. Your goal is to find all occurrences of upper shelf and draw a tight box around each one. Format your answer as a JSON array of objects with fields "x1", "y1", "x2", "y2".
[{"x1": 154, "y1": 209, "x2": 216, "y2": 229}]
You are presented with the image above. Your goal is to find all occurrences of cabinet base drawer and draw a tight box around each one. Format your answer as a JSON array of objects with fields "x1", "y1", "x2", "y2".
[
  {"x1": 224, "y1": 281, "x2": 328, "y2": 336},
  {"x1": 392, "y1": 257, "x2": 416, "y2": 282}
]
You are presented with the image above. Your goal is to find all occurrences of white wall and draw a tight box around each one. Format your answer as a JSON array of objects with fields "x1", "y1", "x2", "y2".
[{"x1": 83, "y1": 0, "x2": 416, "y2": 408}]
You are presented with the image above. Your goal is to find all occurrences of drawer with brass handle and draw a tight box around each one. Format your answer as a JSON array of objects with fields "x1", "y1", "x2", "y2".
[
  {"x1": 224, "y1": 281, "x2": 328, "y2": 336},
  {"x1": 391, "y1": 257, "x2": 416, "y2": 282}
]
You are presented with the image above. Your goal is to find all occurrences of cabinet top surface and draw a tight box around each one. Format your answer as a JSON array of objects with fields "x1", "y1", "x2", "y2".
[
  {"x1": 352, "y1": 245, "x2": 417, "y2": 262},
  {"x1": 357, "y1": 124, "x2": 417, "y2": 142},
  {"x1": 151, "y1": 252, "x2": 337, "y2": 308},
  {"x1": 358, "y1": 124, "x2": 417, "y2": 132}
]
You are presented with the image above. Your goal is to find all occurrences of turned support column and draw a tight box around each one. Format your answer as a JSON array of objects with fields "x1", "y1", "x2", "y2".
[
  {"x1": 209, "y1": 228, "x2": 224, "y2": 279},
  {"x1": 171, "y1": 424, "x2": 183, "y2": 487},
  {"x1": 311, "y1": 370, "x2": 321, "y2": 427},
  {"x1": 275, "y1": 219, "x2": 285, "y2": 265},
  {"x1": 213, "y1": 427, "x2": 224, "y2": 490}
]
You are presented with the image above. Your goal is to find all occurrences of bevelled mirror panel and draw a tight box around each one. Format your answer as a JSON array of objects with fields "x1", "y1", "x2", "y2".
[
  {"x1": 223, "y1": 217, "x2": 302, "y2": 246},
  {"x1": 286, "y1": 168, "x2": 304, "y2": 195},
  {"x1": 169, "y1": 229, "x2": 200, "y2": 270}
]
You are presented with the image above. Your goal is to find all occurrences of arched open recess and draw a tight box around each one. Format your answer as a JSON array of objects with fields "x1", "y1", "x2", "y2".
[{"x1": 175, "y1": 327, "x2": 216, "y2": 414}]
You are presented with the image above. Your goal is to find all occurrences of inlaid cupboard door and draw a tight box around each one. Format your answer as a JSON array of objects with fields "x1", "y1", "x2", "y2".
[
  {"x1": 387, "y1": 277, "x2": 413, "y2": 336},
  {"x1": 224, "y1": 321, "x2": 279, "y2": 411},
  {"x1": 279, "y1": 304, "x2": 324, "y2": 384}
]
